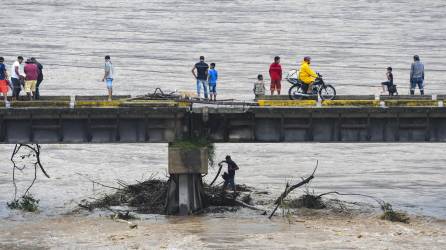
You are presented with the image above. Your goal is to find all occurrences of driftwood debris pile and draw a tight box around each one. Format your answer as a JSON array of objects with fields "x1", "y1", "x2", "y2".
[
  {"x1": 79, "y1": 178, "x2": 255, "y2": 214},
  {"x1": 78, "y1": 161, "x2": 410, "y2": 223},
  {"x1": 79, "y1": 179, "x2": 168, "y2": 214}
]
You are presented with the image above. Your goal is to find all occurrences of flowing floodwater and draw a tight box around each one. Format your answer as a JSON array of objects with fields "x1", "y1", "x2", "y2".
[
  {"x1": 0, "y1": 143, "x2": 445, "y2": 219},
  {"x1": 0, "y1": 143, "x2": 445, "y2": 248},
  {"x1": 1, "y1": 0, "x2": 446, "y2": 98},
  {"x1": 1, "y1": 0, "x2": 446, "y2": 248}
]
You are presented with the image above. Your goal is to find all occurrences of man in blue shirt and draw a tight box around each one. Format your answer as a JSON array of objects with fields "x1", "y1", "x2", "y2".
[
  {"x1": 208, "y1": 63, "x2": 218, "y2": 101},
  {"x1": 410, "y1": 55, "x2": 425, "y2": 96}
]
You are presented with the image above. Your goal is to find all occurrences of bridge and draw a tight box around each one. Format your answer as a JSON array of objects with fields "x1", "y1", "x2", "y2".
[
  {"x1": 1, "y1": 95, "x2": 446, "y2": 144},
  {"x1": 3, "y1": 94, "x2": 445, "y2": 215}
]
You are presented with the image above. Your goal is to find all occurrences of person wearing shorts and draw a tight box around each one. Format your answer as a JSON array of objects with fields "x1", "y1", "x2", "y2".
[
  {"x1": 31, "y1": 57, "x2": 43, "y2": 99},
  {"x1": 208, "y1": 63, "x2": 218, "y2": 101},
  {"x1": 102, "y1": 55, "x2": 114, "y2": 101},
  {"x1": 0, "y1": 57, "x2": 9, "y2": 102},
  {"x1": 269, "y1": 56, "x2": 282, "y2": 95},
  {"x1": 24, "y1": 58, "x2": 39, "y2": 100}
]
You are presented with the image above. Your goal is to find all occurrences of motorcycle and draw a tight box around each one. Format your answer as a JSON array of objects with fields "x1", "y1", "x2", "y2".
[{"x1": 286, "y1": 69, "x2": 336, "y2": 100}]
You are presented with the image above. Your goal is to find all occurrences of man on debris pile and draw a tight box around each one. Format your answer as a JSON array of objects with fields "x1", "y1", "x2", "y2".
[{"x1": 219, "y1": 155, "x2": 239, "y2": 193}]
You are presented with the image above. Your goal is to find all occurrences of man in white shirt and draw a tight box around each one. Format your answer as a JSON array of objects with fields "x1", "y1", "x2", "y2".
[{"x1": 10, "y1": 56, "x2": 24, "y2": 100}]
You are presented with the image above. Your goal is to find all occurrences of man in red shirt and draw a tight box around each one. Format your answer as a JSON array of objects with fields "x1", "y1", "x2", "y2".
[
  {"x1": 269, "y1": 56, "x2": 282, "y2": 95},
  {"x1": 24, "y1": 59, "x2": 39, "y2": 100}
]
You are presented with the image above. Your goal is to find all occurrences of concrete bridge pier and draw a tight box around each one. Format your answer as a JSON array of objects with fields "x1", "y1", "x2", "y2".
[{"x1": 166, "y1": 144, "x2": 208, "y2": 215}]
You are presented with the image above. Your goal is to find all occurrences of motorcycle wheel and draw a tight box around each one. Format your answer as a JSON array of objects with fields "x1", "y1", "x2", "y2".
[
  {"x1": 319, "y1": 85, "x2": 336, "y2": 100},
  {"x1": 288, "y1": 85, "x2": 302, "y2": 100}
]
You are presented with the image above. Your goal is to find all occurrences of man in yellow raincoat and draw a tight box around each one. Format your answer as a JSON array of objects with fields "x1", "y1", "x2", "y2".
[{"x1": 298, "y1": 56, "x2": 318, "y2": 93}]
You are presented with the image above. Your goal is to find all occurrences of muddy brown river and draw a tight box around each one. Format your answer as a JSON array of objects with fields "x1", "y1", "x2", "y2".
[{"x1": 1, "y1": 0, "x2": 446, "y2": 249}]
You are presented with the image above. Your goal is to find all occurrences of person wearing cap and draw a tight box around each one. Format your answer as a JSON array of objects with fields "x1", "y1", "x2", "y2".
[
  {"x1": 218, "y1": 155, "x2": 239, "y2": 193},
  {"x1": 10, "y1": 56, "x2": 25, "y2": 100},
  {"x1": 381, "y1": 67, "x2": 394, "y2": 94},
  {"x1": 269, "y1": 56, "x2": 282, "y2": 95},
  {"x1": 0, "y1": 57, "x2": 9, "y2": 102},
  {"x1": 102, "y1": 55, "x2": 114, "y2": 101},
  {"x1": 410, "y1": 55, "x2": 425, "y2": 96},
  {"x1": 31, "y1": 57, "x2": 43, "y2": 99},
  {"x1": 298, "y1": 56, "x2": 318, "y2": 94},
  {"x1": 23, "y1": 58, "x2": 39, "y2": 100},
  {"x1": 191, "y1": 56, "x2": 209, "y2": 99}
]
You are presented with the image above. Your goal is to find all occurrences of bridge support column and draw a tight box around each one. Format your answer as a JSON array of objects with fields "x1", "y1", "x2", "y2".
[{"x1": 166, "y1": 144, "x2": 208, "y2": 215}]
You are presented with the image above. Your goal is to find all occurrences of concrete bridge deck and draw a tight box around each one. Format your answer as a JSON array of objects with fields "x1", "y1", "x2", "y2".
[{"x1": 1, "y1": 95, "x2": 445, "y2": 143}]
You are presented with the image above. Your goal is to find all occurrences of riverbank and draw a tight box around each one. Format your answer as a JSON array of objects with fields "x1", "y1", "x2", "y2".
[{"x1": 0, "y1": 210, "x2": 444, "y2": 249}]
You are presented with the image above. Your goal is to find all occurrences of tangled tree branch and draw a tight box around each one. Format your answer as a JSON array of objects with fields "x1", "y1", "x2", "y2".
[
  {"x1": 269, "y1": 161, "x2": 318, "y2": 219},
  {"x1": 75, "y1": 172, "x2": 121, "y2": 191},
  {"x1": 317, "y1": 191, "x2": 385, "y2": 208},
  {"x1": 10, "y1": 144, "x2": 50, "y2": 201}
]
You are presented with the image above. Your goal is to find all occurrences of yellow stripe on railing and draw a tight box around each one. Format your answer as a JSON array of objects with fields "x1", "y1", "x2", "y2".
[
  {"x1": 385, "y1": 100, "x2": 438, "y2": 107},
  {"x1": 322, "y1": 100, "x2": 380, "y2": 107},
  {"x1": 257, "y1": 100, "x2": 317, "y2": 106},
  {"x1": 257, "y1": 99, "x2": 441, "y2": 107},
  {"x1": 75, "y1": 100, "x2": 122, "y2": 107}
]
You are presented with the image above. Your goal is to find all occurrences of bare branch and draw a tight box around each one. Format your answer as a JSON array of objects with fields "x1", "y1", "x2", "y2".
[
  {"x1": 10, "y1": 144, "x2": 50, "y2": 200},
  {"x1": 316, "y1": 191, "x2": 386, "y2": 208},
  {"x1": 75, "y1": 172, "x2": 121, "y2": 191},
  {"x1": 269, "y1": 161, "x2": 319, "y2": 219}
]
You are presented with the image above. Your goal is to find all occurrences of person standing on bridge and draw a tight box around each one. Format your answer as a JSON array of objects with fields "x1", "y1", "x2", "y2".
[
  {"x1": 31, "y1": 57, "x2": 43, "y2": 100},
  {"x1": 410, "y1": 55, "x2": 425, "y2": 96},
  {"x1": 192, "y1": 56, "x2": 209, "y2": 100},
  {"x1": 253, "y1": 74, "x2": 265, "y2": 98},
  {"x1": 269, "y1": 56, "x2": 282, "y2": 95},
  {"x1": 10, "y1": 56, "x2": 24, "y2": 100},
  {"x1": 24, "y1": 58, "x2": 39, "y2": 100},
  {"x1": 219, "y1": 155, "x2": 239, "y2": 193},
  {"x1": 102, "y1": 55, "x2": 114, "y2": 101},
  {"x1": 0, "y1": 57, "x2": 9, "y2": 102},
  {"x1": 208, "y1": 63, "x2": 218, "y2": 101}
]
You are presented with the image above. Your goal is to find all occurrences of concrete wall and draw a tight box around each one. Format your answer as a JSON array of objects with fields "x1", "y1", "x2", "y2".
[
  {"x1": 1, "y1": 106, "x2": 446, "y2": 143},
  {"x1": 168, "y1": 147, "x2": 208, "y2": 174}
]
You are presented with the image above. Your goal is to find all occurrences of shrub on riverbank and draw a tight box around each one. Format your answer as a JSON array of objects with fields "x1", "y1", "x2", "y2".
[{"x1": 7, "y1": 194, "x2": 40, "y2": 212}]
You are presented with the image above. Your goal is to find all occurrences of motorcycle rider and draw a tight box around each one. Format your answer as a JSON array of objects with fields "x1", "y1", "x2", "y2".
[{"x1": 298, "y1": 56, "x2": 318, "y2": 94}]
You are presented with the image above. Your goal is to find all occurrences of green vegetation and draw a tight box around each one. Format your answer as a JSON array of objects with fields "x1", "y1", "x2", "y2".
[
  {"x1": 170, "y1": 137, "x2": 216, "y2": 167},
  {"x1": 287, "y1": 194, "x2": 326, "y2": 209},
  {"x1": 380, "y1": 203, "x2": 410, "y2": 223},
  {"x1": 7, "y1": 194, "x2": 40, "y2": 212}
]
